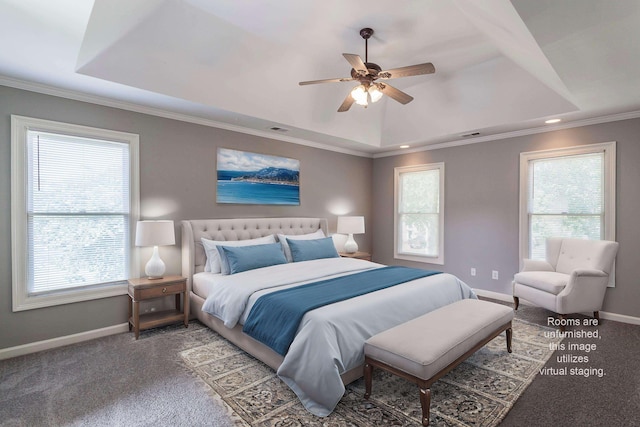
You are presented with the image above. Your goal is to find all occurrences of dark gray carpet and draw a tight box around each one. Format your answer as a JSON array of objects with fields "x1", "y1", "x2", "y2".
[
  {"x1": 0, "y1": 323, "x2": 238, "y2": 427},
  {"x1": 495, "y1": 300, "x2": 640, "y2": 427},
  {"x1": 1, "y1": 301, "x2": 639, "y2": 426}
]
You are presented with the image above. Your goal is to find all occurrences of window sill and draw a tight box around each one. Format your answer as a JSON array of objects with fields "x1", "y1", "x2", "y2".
[
  {"x1": 394, "y1": 253, "x2": 444, "y2": 265},
  {"x1": 12, "y1": 282, "x2": 128, "y2": 312}
]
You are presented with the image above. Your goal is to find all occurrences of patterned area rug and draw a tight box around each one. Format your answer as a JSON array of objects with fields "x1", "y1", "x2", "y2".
[{"x1": 180, "y1": 318, "x2": 559, "y2": 426}]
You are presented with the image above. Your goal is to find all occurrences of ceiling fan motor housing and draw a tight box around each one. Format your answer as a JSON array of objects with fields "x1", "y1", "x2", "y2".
[{"x1": 350, "y1": 62, "x2": 381, "y2": 80}]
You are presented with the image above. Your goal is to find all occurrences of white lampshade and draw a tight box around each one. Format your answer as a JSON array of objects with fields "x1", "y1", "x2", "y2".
[
  {"x1": 135, "y1": 220, "x2": 176, "y2": 247},
  {"x1": 337, "y1": 216, "x2": 365, "y2": 235},
  {"x1": 135, "y1": 220, "x2": 175, "y2": 279},
  {"x1": 337, "y1": 216, "x2": 365, "y2": 254}
]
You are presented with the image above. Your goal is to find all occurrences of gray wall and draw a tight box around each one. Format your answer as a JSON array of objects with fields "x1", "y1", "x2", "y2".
[
  {"x1": 372, "y1": 119, "x2": 640, "y2": 318},
  {"x1": 0, "y1": 85, "x2": 372, "y2": 349}
]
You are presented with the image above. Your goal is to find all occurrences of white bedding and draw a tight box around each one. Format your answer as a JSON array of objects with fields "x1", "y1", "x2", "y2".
[{"x1": 198, "y1": 257, "x2": 477, "y2": 416}]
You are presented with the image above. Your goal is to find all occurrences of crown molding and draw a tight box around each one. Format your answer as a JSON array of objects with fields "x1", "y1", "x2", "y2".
[
  {"x1": 0, "y1": 76, "x2": 373, "y2": 158},
  {"x1": 5, "y1": 75, "x2": 639, "y2": 161},
  {"x1": 373, "y1": 110, "x2": 640, "y2": 158}
]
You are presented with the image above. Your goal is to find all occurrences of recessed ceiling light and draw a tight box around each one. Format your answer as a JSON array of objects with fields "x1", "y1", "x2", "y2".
[
  {"x1": 545, "y1": 118, "x2": 562, "y2": 124},
  {"x1": 400, "y1": 145, "x2": 410, "y2": 149}
]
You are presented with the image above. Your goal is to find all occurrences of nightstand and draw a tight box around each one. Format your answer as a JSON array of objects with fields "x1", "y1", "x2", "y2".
[
  {"x1": 339, "y1": 251, "x2": 372, "y2": 261},
  {"x1": 127, "y1": 275, "x2": 189, "y2": 339}
]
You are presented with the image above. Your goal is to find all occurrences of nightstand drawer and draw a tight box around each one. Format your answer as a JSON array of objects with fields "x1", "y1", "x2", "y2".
[{"x1": 131, "y1": 281, "x2": 184, "y2": 300}]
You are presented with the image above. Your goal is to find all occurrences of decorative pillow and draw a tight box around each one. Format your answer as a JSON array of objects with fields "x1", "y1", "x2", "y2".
[
  {"x1": 287, "y1": 237, "x2": 339, "y2": 262},
  {"x1": 215, "y1": 242, "x2": 285, "y2": 275},
  {"x1": 221, "y1": 243, "x2": 287, "y2": 274},
  {"x1": 278, "y1": 229, "x2": 326, "y2": 262},
  {"x1": 201, "y1": 234, "x2": 276, "y2": 273}
]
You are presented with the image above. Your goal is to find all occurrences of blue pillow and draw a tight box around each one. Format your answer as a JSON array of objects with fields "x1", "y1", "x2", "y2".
[
  {"x1": 287, "y1": 237, "x2": 339, "y2": 262},
  {"x1": 220, "y1": 243, "x2": 287, "y2": 274},
  {"x1": 215, "y1": 245, "x2": 232, "y2": 275}
]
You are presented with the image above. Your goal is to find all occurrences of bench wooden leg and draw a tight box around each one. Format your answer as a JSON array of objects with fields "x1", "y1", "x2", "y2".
[
  {"x1": 506, "y1": 327, "x2": 513, "y2": 353},
  {"x1": 420, "y1": 388, "x2": 431, "y2": 426},
  {"x1": 364, "y1": 361, "x2": 373, "y2": 399},
  {"x1": 558, "y1": 314, "x2": 566, "y2": 332}
]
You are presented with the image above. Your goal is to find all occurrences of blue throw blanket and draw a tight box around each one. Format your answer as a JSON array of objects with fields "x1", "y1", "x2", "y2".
[{"x1": 242, "y1": 266, "x2": 441, "y2": 356}]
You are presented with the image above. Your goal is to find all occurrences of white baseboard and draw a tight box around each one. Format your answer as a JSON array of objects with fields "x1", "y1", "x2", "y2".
[
  {"x1": 472, "y1": 288, "x2": 640, "y2": 325},
  {"x1": 599, "y1": 310, "x2": 640, "y2": 325},
  {"x1": 0, "y1": 323, "x2": 129, "y2": 361}
]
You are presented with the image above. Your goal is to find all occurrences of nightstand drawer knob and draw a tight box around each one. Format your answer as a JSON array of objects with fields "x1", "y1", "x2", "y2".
[{"x1": 162, "y1": 287, "x2": 167, "y2": 293}]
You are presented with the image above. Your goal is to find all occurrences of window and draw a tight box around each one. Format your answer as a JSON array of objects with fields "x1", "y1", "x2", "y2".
[
  {"x1": 394, "y1": 163, "x2": 445, "y2": 264},
  {"x1": 519, "y1": 142, "x2": 616, "y2": 273},
  {"x1": 11, "y1": 116, "x2": 140, "y2": 311}
]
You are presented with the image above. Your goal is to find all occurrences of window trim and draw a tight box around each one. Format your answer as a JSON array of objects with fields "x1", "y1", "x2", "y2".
[
  {"x1": 11, "y1": 115, "x2": 140, "y2": 311},
  {"x1": 394, "y1": 162, "x2": 445, "y2": 265},
  {"x1": 519, "y1": 142, "x2": 616, "y2": 278}
]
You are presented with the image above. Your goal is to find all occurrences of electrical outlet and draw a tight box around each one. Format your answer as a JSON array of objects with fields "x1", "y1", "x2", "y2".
[
  {"x1": 470, "y1": 268, "x2": 476, "y2": 276},
  {"x1": 492, "y1": 270, "x2": 499, "y2": 280}
]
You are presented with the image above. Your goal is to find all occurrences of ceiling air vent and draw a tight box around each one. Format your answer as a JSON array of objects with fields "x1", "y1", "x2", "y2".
[
  {"x1": 460, "y1": 132, "x2": 480, "y2": 137},
  {"x1": 269, "y1": 126, "x2": 289, "y2": 132}
]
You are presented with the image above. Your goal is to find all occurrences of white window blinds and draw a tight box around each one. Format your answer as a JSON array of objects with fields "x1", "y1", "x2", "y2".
[
  {"x1": 27, "y1": 131, "x2": 130, "y2": 295},
  {"x1": 394, "y1": 163, "x2": 445, "y2": 264},
  {"x1": 12, "y1": 116, "x2": 139, "y2": 311},
  {"x1": 519, "y1": 142, "x2": 616, "y2": 276},
  {"x1": 528, "y1": 152, "x2": 604, "y2": 259},
  {"x1": 26, "y1": 130, "x2": 131, "y2": 295}
]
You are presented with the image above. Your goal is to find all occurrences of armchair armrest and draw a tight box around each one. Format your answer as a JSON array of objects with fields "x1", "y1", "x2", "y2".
[
  {"x1": 521, "y1": 259, "x2": 554, "y2": 272},
  {"x1": 572, "y1": 268, "x2": 607, "y2": 278},
  {"x1": 556, "y1": 269, "x2": 610, "y2": 313}
]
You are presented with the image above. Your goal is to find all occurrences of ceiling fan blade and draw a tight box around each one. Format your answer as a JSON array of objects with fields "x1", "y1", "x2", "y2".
[
  {"x1": 378, "y1": 83, "x2": 414, "y2": 104},
  {"x1": 343, "y1": 53, "x2": 368, "y2": 74},
  {"x1": 337, "y1": 93, "x2": 355, "y2": 112},
  {"x1": 378, "y1": 62, "x2": 435, "y2": 79},
  {"x1": 299, "y1": 76, "x2": 355, "y2": 86}
]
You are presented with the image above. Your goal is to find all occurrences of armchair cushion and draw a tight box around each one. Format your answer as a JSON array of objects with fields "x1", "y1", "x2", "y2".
[
  {"x1": 522, "y1": 259, "x2": 554, "y2": 272},
  {"x1": 555, "y1": 238, "x2": 618, "y2": 275},
  {"x1": 514, "y1": 271, "x2": 568, "y2": 295}
]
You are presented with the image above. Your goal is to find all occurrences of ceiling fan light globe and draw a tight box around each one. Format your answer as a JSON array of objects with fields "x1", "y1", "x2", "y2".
[
  {"x1": 351, "y1": 85, "x2": 368, "y2": 105},
  {"x1": 369, "y1": 85, "x2": 383, "y2": 103}
]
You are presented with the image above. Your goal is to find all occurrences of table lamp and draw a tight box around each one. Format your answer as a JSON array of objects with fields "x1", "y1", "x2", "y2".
[
  {"x1": 337, "y1": 216, "x2": 365, "y2": 253},
  {"x1": 135, "y1": 220, "x2": 175, "y2": 279}
]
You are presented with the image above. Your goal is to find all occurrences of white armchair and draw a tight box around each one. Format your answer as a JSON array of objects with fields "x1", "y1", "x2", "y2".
[{"x1": 513, "y1": 238, "x2": 619, "y2": 323}]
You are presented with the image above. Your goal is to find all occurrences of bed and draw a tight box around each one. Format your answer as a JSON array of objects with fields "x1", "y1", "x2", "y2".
[{"x1": 181, "y1": 217, "x2": 476, "y2": 416}]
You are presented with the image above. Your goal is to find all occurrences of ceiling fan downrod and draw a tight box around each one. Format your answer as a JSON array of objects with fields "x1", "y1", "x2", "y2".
[{"x1": 360, "y1": 28, "x2": 373, "y2": 64}]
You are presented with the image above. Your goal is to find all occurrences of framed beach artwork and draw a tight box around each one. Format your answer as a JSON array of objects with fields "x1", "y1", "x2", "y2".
[{"x1": 216, "y1": 148, "x2": 300, "y2": 205}]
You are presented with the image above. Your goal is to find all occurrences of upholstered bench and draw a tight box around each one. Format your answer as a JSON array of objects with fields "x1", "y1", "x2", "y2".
[{"x1": 363, "y1": 299, "x2": 514, "y2": 426}]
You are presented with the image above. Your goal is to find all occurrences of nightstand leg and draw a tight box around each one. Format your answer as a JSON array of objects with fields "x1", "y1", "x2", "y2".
[
  {"x1": 128, "y1": 295, "x2": 133, "y2": 331},
  {"x1": 184, "y1": 291, "x2": 189, "y2": 328},
  {"x1": 133, "y1": 300, "x2": 140, "y2": 340}
]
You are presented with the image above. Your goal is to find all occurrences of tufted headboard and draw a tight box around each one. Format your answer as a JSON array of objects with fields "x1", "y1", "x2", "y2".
[{"x1": 181, "y1": 217, "x2": 328, "y2": 290}]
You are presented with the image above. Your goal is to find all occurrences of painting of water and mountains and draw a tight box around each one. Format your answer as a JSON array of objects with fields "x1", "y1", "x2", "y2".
[{"x1": 217, "y1": 148, "x2": 300, "y2": 205}]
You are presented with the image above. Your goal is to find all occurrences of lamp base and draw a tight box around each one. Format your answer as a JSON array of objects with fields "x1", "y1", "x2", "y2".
[
  {"x1": 145, "y1": 246, "x2": 166, "y2": 279},
  {"x1": 344, "y1": 234, "x2": 359, "y2": 254}
]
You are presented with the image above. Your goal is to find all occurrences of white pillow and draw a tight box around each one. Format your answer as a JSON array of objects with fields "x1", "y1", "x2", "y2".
[
  {"x1": 278, "y1": 229, "x2": 326, "y2": 262},
  {"x1": 201, "y1": 234, "x2": 276, "y2": 273}
]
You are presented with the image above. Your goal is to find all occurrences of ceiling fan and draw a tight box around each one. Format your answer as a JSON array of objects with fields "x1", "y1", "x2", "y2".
[{"x1": 299, "y1": 27, "x2": 436, "y2": 112}]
